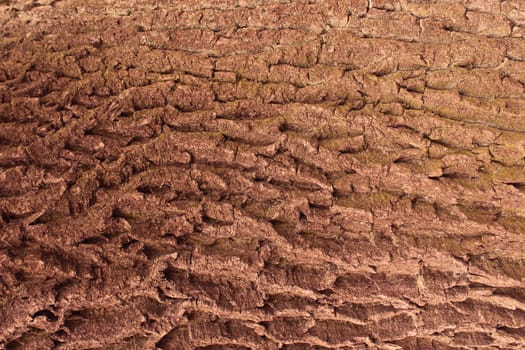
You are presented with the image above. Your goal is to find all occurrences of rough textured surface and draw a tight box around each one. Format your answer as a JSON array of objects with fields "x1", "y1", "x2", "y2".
[{"x1": 1, "y1": 0, "x2": 525, "y2": 349}]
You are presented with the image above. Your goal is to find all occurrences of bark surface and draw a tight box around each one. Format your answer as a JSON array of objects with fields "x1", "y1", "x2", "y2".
[{"x1": 1, "y1": 0, "x2": 525, "y2": 349}]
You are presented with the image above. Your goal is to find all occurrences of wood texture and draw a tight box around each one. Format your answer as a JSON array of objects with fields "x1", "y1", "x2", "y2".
[{"x1": 1, "y1": 0, "x2": 525, "y2": 349}]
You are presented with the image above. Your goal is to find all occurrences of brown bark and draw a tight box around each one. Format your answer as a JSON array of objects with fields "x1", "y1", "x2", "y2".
[{"x1": 1, "y1": 0, "x2": 525, "y2": 349}]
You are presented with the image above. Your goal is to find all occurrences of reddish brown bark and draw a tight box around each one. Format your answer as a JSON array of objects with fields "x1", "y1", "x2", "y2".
[{"x1": 1, "y1": 0, "x2": 525, "y2": 349}]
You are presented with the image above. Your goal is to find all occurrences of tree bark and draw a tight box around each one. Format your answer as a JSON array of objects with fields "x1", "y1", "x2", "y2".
[{"x1": 1, "y1": 0, "x2": 525, "y2": 349}]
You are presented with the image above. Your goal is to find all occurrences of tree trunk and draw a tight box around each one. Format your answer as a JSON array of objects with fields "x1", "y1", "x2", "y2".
[{"x1": 1, "y1": 0, "x2": 525, "y2": 349}]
